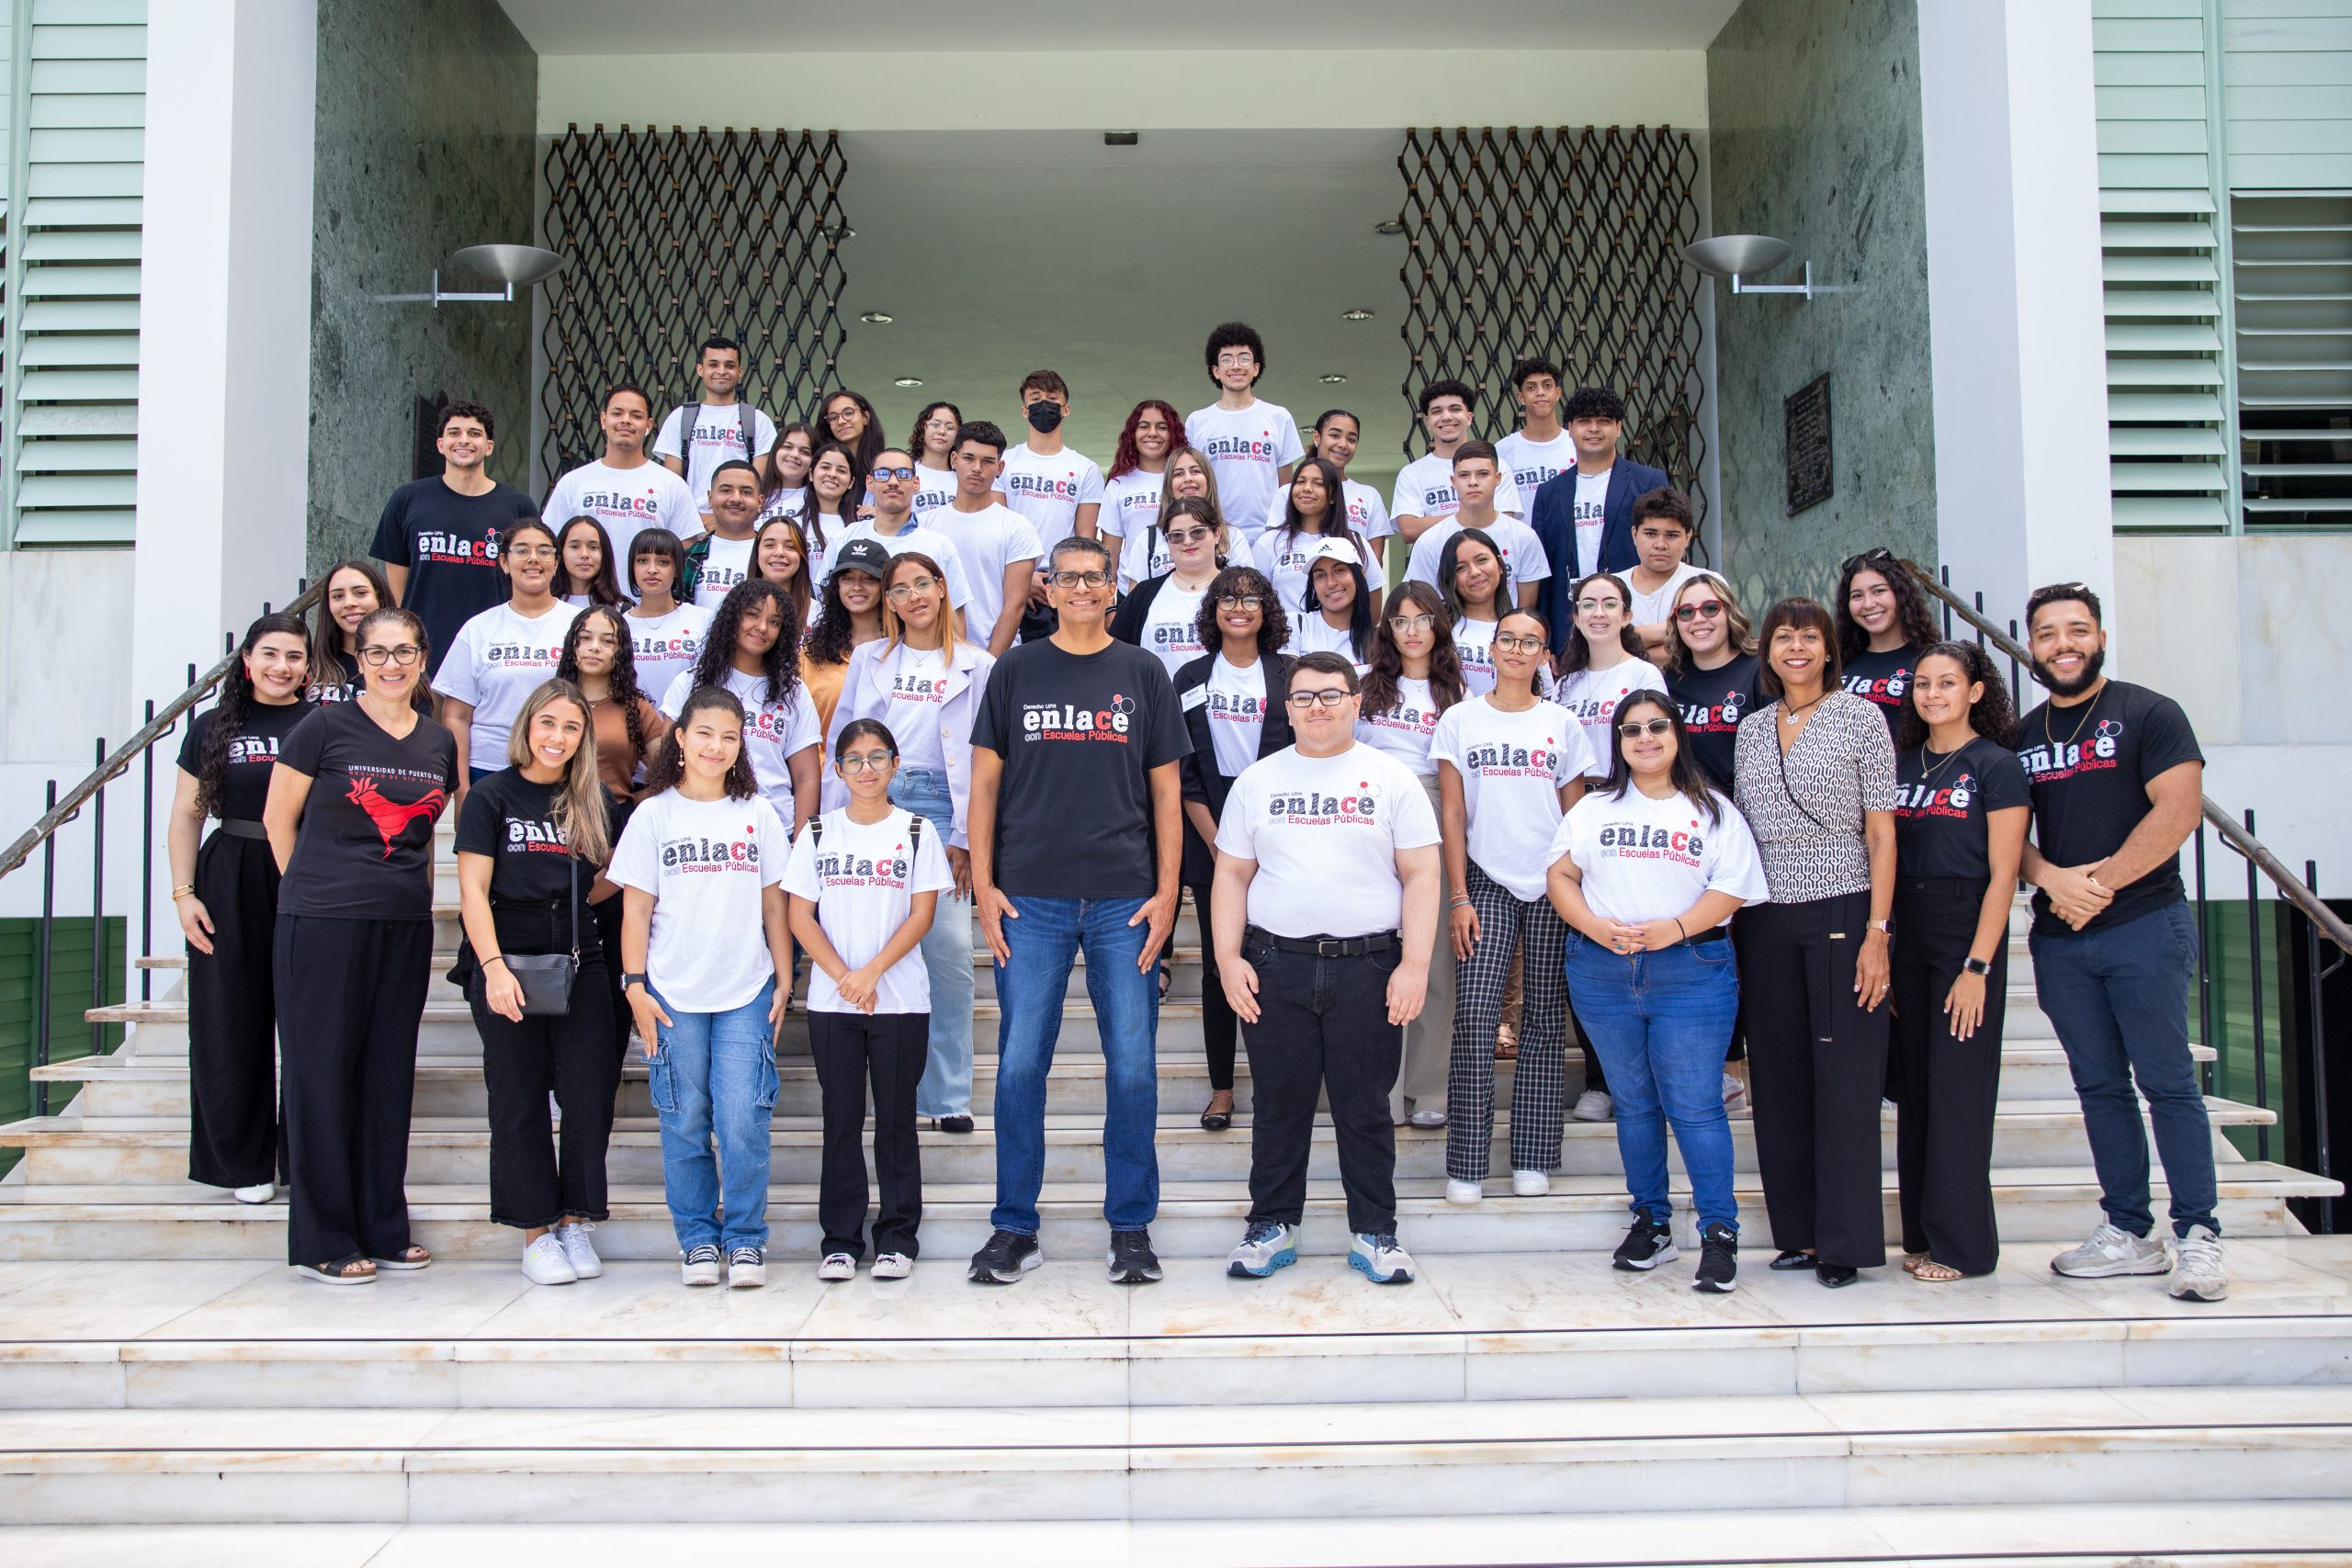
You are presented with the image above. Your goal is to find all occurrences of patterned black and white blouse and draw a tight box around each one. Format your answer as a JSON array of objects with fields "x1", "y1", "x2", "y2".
[{"x1": 1732, "y1": 689, "x2": 1897, "y2": 902}]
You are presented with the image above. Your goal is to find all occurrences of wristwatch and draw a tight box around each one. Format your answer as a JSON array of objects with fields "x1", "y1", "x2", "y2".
[
  {"x1": 1866, "y1": 919, "x2": 1892, "y2": 935},
  {"x1": 620, "y1": 972, "x2": 649, "y2": 992},
  {"x1": 1963, "y1": 956, "x2": 1993, "y2": 976}
]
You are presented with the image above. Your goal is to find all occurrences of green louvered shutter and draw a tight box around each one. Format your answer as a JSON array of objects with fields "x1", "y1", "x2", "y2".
[{"x1": 4, "y1": 0, "x2": 141, "y2": 547}]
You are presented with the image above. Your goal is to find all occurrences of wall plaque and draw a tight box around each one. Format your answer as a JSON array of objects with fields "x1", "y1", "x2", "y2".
[{"x1": 1785, "y1": 372, "x2": 1833, "y2": 515}]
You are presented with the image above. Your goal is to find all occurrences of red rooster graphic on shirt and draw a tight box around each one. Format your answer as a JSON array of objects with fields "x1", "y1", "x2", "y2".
[{"x1": 346, "y1": 773, "x2": 447, "y2": 858}]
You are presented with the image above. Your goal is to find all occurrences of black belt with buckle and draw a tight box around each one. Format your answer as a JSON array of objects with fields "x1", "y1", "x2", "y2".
[
  {"x1": 215, "y1": 818, "x2": 269, "y2": 841},
  {"x1": 1688, "y1": 925, "x2": 1729, "y2": 946},
  {"x1": 1245, "y1": 926, "x2": 1398, "y2": 958}
]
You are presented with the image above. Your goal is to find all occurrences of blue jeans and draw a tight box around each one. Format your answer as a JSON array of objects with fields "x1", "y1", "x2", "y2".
[
  {"x1": 2030, "y1": 899, "x2": 2219, "y2": 1238},
  {"x1": 990, "y1": 895, "x2": 1160, "y2": 1235},
  {"x1": 890, "y1": 770, "x2": 975, "y2": 1118},
  {"x1": 645, "y1": 979, "x2": 779, "y2": 1252},
  {"x1": 1566, "y1": 933, "x2": 1742, "y2": 1233}
]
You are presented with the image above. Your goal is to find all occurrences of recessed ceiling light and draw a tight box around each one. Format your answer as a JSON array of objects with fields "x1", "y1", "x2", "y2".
[
  {"x1": 892, "y1": 376, "x2": 924, "y2": 388},
  {"x1": 821, "y1": 222, "x2": 856, "y2": 241},
  {"x1": 1103, "y1": 130, "x2": 1140, "y2": 146},
  {"x1": 1318, "y1": 373, "x2": 1348, "y2": 384},
  {"x1": 859, "y1": 310, "x2": 894, "y2": 324},
  {"x1": 1340, "y1": 309, "x2": 1374, "y2": 321},
  {"x1": 1373, "y1": 220, "x2": 1405, "y2": 236}
]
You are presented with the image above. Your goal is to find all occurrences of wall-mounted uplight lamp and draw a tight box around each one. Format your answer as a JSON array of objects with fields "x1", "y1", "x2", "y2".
[
  {"x1": 1681, "y1": 234, "x2": 1817, "y2": 302},
  {"x1": 379, "y1": 244, "x2": 569, "y2": 308}
]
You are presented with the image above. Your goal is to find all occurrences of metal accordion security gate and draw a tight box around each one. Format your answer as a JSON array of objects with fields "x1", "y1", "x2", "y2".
[
  {"x1": 1396, "y1": 126, "x2": 1708, "y2": 523},
  {"x1": 537, "y1": 126, "x2": 852, "y2": 481}
]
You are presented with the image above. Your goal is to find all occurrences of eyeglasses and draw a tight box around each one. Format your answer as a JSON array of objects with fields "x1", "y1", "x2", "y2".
[
  {"x1": 836, "y1": 752, "x2": 897, "y2": 775},
  {"x1": 359, "y1": 645, "x2": 424, "y2": 667},
  {"x1": 1674, "y1": 599, "x2": 1725, "y2": 622},
  {"x1": 884, "y1": 575, "x2": 940, "y2": 603},
  {"x1": 1386, "y1": 613, "x2": 1436, "y2": 633},
  {"x1": 1285, "y1": 689, "x2": 1354, "y2": 709},
  {"x1": 1493, "y1": 632, "x2": 1548, "y2": 654},
  {"x1": 1166, "y1": 525, "x2": 1216, "y2": 546},
  {"x1": 1215, "y1": 352, "x2": 1257, "y2": 367},
  {"x1": 1840, "y1": 547, "x2": 1896, "y2": 573},
  {"x1": 506, "y1": 544, "x2": 558, "y2": 561},
  {"x1": 1049, "y1": 570, "x2": 1112, "y2": 589},
  {"x1": 1617, "y1": 717, "x2": 1675, "y2": 739},
  {"x1": 870, "y1": 465, "x2": 917, "y2": 482},
  {"x1": 1217, "y1": 594, "x2": 1264, "y2": 612},
  {"x1": 825, "y1": 408, "x2": 860, "y2": 424},
  {"x1": 1573, "y1": 598, "x2": 1625, "y2": 615}
]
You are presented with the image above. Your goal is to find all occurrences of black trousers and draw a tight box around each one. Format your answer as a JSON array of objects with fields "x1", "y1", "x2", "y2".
[
  {"x1": 1890, "y1": 874, "x2": 2006, "y2": 1274},
  {"x1": 471, "y1": 953, "x2": 619, "y2": 1230},
  {"x1": 1569, "y1": 1004, "x2": 1611, "y2": 1095},
  {"x1": 277, "y1": 915, "x2": 432, "y2": 1266},
  {"x1": 1184, "y1": 874, "x2": 1238, "y2": 1092},
  {"x1": 809, "y1": 1010, "x2": 926, "y2": 1258},
  {"x1": 187, "y1": 832, "x2": 284, "y2": 1189},
  {"x1": 1240, "y1": 933, "x2": 1403, "y2": 1235},
  {"x1": 1734, "y1": 889, "x2": 1891, "y2": 1268},
  {"x1": 590, "y1": 891, "x2": 634, "y2": 1060}
]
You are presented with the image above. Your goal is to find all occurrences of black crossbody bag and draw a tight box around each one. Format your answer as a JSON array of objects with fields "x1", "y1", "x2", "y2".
[{"x1": 500, "y1": 855, "x2": 581, "y2": 1017}]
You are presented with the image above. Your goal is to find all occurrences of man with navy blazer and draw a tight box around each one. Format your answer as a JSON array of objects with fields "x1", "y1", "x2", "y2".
[{"x1": 1527, "y1": 386, "x2": 1669, "y2": 655}]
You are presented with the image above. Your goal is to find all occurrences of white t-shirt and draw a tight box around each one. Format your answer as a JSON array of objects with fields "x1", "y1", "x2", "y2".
[
  {"x1": 780, "y1": 806, "x2": 956, "y2": 1015},
  {"x1": 1215, "y1": 742, "x2": 1441, "y2": 940},
  {"x1": 800, "y1": 511, "x2": 854, "y2": 595},
  {"x1": 1572, "y1": 469, "x2": 1612, "y2": 580},
  {"x1": 1547, "y1": 785, "x2": 1768, "y2": 928},
  {"x1": 1553, "y1": 658, "x2": 1669, "y2": 779},
  {"x1": 911, "y1": 464, "x2": 957, "y2": 519},
  {"x1": 1099, "y1": 469, "x2": 1167, "y2": 549},
  {"x1": 1291, "y1": 612, "x2": 1363, "y2": 662},
  {"x1": 922, "y1": 502, "x2": 1043, "y2": 644},
  {"x1": 755, "y1": 485, "x2": 808, "y2": 525},
  {"x1": 832, "y1": 519, "x2": 977, "y2": 612},
  {"x1": 659, "y1": 666, "x2": 822, "y2": 826},
  {"x1": 436, "y1": 601, "x2": 576, "y2": 765},
  {"x1": 1355, "y1": 675, "x2": 1448, "y2": 776},
  {"x1": 606, "y1": 788, "x2": 789, "y2": 1014},
  {"x1": 654, "y1": 403, "x2": 777, "y2": 507},
  {"x1": 1404, "y1": 515, "x2": 1554, "y2": 594},
  {"x1": 1454, "y1": 615, "x2": 1500, "y2": 698},
  {"x1": 1430, "y1": 696, "x2": 1594, "y2": 900},
  {"x1": 873, "y1": 641, "x2": 953, "y2": 773},
  {"x1": 997, "y1": 442, "x2": 1105, "y2": 552},
  {"x1": 1140, "y1": 581, "x2": 1210, "y2": 679},
  {"x1": 1262, "y1": 477, "x2": 1394, "y2": 543},
  {"x1": 1391, "y1": 451, "x2": 1525, "y2": 525},
  {"x1": 1251, "y1": 528, "x2": 1383, "y2": 624},
  {"x1": 691, "y1": 536, "x2": 754, "y2": 610},
  {"x1": 628, "y1": 602, "x2": 715, "y2": 700},
  {"x1": 1627, "y1": 562, "x2": 1705, "y2": 629},
  {"x1": 543, "y1": 459, "x2": 700, "y2": 566},
  {"x1": 1496, "y1": 429, "x2": 1577, "y2": 502},
  {"x1": 1185, "y1": 400, "x2": 1305, "y2": 544},
  {"x1": 1200, "y1": 653, "x2": 1269, "y2": 778}
]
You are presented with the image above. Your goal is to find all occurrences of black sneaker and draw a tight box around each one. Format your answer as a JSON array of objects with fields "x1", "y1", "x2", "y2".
[
  {"x1": 1612, "y1": 1213, "x2": 1679, "y2": 1271},
  {"x1": 933, "y1": 1114, "x2": 974, "y2": 1134},
  {"x1": 967, "y1": 1229, "x2": 1043, "y2": 1284},
  {"x1": 1107, "y1": 1228, "x2": 1164, "y2": 1284},
  {"x1": 1692, "y1": 1222, "x2": 1738, "y2": 1293}
]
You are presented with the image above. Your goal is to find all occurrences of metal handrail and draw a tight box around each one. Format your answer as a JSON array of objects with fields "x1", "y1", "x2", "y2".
[
  {"x1": 0, "y1": 577, "x2": 323, "y2": 885},
  {"x1": 1900, "y1": 558, "x2": 2352, "y2": 958}
]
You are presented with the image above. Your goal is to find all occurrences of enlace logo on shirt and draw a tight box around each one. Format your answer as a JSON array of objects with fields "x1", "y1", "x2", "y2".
[
  {"x1": 1896, "y1": 772, "x2": 1976, "y2": 819},
  {"x1": 1021, "y1": 694, "x2": 1134, "y2": 743},
  {"x1": 1679, "y1": 688, "x2": 1747, "y2": 733},
  {"x1": 814, "y1": 844, "x2": 910, "y2": 889},
  {"x1": 1846, "y1": 669, "x2": 1910, "y2": 704},
  {"x1": 1150, "y1": 622, "x2": 1204, "y2": 652},
  {"x1": 505, "y1": 818, "x2": 573, "y2": 854},
  {"x1": 2018, "y1": 719, "x2": 2125, "y2": 783},
  {"x1": 576, "y1": 487, "x2": 668, "y2": 520},
  {"x1": 1267, "y1": 777, "x2": 1381, "y2": 826},
  {"x1": 1599, "y1": 818, "x2": 1705, "y2": 868},
  {"x1": 1206, "y1": 691, "x2": 1264, "y2": 723},
  {"x1": 635, "y1": 629, "x2": 705, "y2": 662},
  {"x1": 415, "y1": 530, "x2": 499, "y2": 564},
  {"x1": 1464, "y1": 736, "x2": 1562, "y2": 779},
  {"x1": 1201, "y1": 433, "x2": 1278, "y2": 464},
  {"x1": 659, "y1": 829, "x2": 763, "y2": 873},
  {"x1": 1364, "y1": 703, "x2": 1434, "y2": 739},
  {"x1": 481, "y1": 641, "x2": 562, "y2": 665},
  {"x1": 1005, "y1": 471, "x2": 1080, "y2": 503},
  {"x1": 227, "y1": 735, "x2": 282, "y2": 767}
]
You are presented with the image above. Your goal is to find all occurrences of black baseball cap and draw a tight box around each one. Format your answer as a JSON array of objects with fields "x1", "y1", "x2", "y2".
[{"x1": 830, "y1": 537, "x2": 894, "y2": 581}]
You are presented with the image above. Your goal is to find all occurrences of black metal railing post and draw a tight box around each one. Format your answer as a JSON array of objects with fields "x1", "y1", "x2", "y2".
[
  {"x1": 2308, "y1": 861, "x2": 2339, "y2": 1234},
  {"x1": 2195, "y1": 825, "x2": 2215, "y2": 1095},
  {"x1": 2246, "y1": 810, "x2": 2269, "y2": 1162},
  {"x1": 89, "y1": 739, "x2": 107, "y2": 1060},
  {"x1": 2007, "y1": 620, "x2": 2021, "y2": 705},
  {"x1": 140, "y1": 701, "x2": 155, "y2": 1001},
  {"x1": 34, "y1": 781, "x2": 56, "y2": 1120}
]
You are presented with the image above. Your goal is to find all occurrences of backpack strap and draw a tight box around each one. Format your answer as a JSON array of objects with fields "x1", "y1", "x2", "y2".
[
  {"x1": 738, "y1": 402, "x2": 755, "y2": 463},
  {"x1": 908, "y1": 812, "x2": 922, "y2": 851},
  {"x1": 807, "y1": 812, "x2": 822, "y2": 845}
]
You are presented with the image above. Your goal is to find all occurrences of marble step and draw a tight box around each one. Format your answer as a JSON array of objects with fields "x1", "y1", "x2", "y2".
[
  {"x1": 0, "y1": 1164, "x2": 2334, "y2": 1261},
  {"x1": 0, "y1": 1385, "x2": 2345, "y2": 1525},
  {"x1": 0, "y1": 1098, "x2": 2276, "y2": 1190}
]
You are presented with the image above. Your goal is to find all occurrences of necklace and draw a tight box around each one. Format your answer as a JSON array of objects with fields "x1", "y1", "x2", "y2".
[
  {"x1": 1779, "y1": 692, "x2": 1826, "y2": 727},
  {"x1": 1917, "y1": 737, "x2": 1971, "y2": 784},
  {"x1": 2043, "y1": 682, "x2": 2105, "y2": 751}
]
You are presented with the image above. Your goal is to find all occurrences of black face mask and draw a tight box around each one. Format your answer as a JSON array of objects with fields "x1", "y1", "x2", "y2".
[{"x1": 1025, "y1": 400, "x2": 1066, "y2": 434}]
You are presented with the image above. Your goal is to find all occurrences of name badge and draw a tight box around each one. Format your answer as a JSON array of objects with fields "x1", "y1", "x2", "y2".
[{"x1": 1182, "y1": 686, "x2": 1209, "y2": 712}]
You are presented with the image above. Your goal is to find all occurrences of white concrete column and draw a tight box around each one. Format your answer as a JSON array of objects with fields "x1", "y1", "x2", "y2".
[{"x1": 1916, "y1": 0, "x2": 2113, "y2": 639}]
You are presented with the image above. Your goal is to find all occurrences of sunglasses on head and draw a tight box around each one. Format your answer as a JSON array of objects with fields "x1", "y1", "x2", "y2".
[{"x1": 1841, "y1": 547, "x2": 1896, "y2": 574}]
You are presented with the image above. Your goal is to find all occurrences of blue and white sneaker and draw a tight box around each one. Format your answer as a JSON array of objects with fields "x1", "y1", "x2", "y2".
[
  {"x1": 1227, "y1": 1221, "x2": 1298, "y2": 1278},
  {"x1": 1349, "y1": 1231, "x2": 1416, "y2": 1285}
]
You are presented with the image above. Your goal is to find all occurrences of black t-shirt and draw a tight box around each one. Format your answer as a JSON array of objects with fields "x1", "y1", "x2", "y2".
[
  {"x1": 176, "y1": 699, "x2": 314, "y2": 822},
  {"x1": 1893, "y1": 735, "x2": 2030, "y2": 882},
  {"x1": 1667, "y1": 652, "x2": 1758, "y2": 795},
  {"x1": 969, "y1": 637, "x2": 1191, "y2": 898},
  {"x1": 369, "y1": 476, "x2": 539, "y2": 673},
  {"x1": 276, "y1": 701, "x2": 459, "y2": 920},
  {"x1": 2016, "y1": 680, "x2": 2204, "y2": 938},
  {"x1": 309, "y1": 646, "x2": 360, "y2": 705},
  {"x1": 454, "y1": 768, "x2": 603, "y2": 958},
  {"x1": 1841, "y1": 643, "x2": 1918, "y2": 739}
]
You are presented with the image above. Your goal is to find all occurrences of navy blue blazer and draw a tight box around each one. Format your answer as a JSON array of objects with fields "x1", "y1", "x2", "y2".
[{"x1": 1527, "y1": 458, "x2": 1671, "y2": 653}]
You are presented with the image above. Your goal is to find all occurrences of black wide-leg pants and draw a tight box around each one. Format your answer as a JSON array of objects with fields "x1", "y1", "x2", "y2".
[
  {"x1": 1890, "y1": 874, "x2": 2007, "y2": 1274},
  {"x1": 809, "y1": 1010, "x2": 927, "y2": 1259},
  {"x1": 187, "y1": 832, "x2": 284, "y2": 1189}
]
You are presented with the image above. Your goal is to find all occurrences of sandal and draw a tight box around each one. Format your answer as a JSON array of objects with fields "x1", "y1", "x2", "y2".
[
  {"x1": 1901, "y1": 1251, "x2": 1929, "y2": 1275},
  {"x1": 1912, "y1": 1258, "x2": 1965, "y2": 1282},
  {"x1": 371, "y1": 1245, "x2": 432, "y2": 1271},
  {"x1": 1159, "y1": 963, "x2": 1173, "y2": 1002},
  {"x1": 1493, "y1": 1040, "x2": 1519, "y2": 1061},
  {"x1": 298, "y1": 1256, "x2": 376, "y2": 1286},
  {"x1": 1200, "y1": 1091, "x2": 1234, "y2": 1133}
]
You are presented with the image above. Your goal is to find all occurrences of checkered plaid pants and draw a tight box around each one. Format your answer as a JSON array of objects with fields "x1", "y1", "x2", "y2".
[{"x1": 1446, "y1": 861, "x2": 1569, "y2": 1181}]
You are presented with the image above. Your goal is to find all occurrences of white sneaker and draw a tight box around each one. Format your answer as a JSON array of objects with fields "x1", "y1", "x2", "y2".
[
  {"x1": 2166, "y1": 1225, "x2": 2228, "y2": 1302},
  {"x1": 522, "y1": 1234, "x2": 578, "y2": 1286},
  {"x1": 554, "y1": 1221, "x2": 602, "y2": 1280},
  {"x1": 871, "y1": 1252, "x2": 913, "y2": 1280},
  {"x1": 1408, "y1": 1109, "x2": 1447, "y2": 1130},
  {"x1": 680, "y1": 1245, "x2": 723, "y2": 1287},
  {"x1": 1721, "y1": 1073, "x2": 1747, "y2": 1112},
  {"x1": 232, "y1": 1182, "x2": 277, "y2": 1205},
  {"x1": 818, "y1": 1252, "x2": 855, "y2": 1281},
  {"x1": 2050, "y1": 1222, "x2": 2169, "y2": 1279},
  {"x1": 728, "y1": 1247, "x2": 768, "y2": 1289},
  {"x1": 1572, "y1": 1090, "x2": 1613, "y2": 1122},
  {"x1": 1511, "y1": 1168, "x2": 1550, "y2": 1196},
  {"x1": 1445, "y1": 1179, "x2": 1484, "y2": 1205}
]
